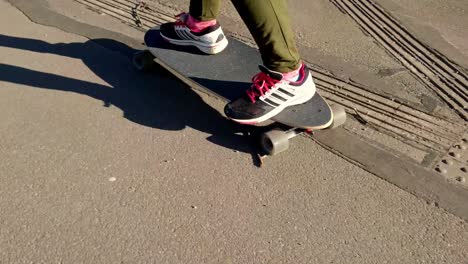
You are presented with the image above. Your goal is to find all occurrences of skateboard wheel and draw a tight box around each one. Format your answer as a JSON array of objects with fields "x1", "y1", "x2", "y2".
[
  {"x1": 260, "y1": 129, "x2": 290, "y2": 156},
  {"x1": 133, "y1": 50, "x2": 156, "y2": 71},
  {"x1": 329, "y1": 105, "x2": 347, "y2": 129}
]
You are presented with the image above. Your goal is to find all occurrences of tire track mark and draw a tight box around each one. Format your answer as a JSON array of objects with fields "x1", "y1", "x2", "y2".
[{"x1": 331, "y1": 0, "x2": 467, "y2": 120}]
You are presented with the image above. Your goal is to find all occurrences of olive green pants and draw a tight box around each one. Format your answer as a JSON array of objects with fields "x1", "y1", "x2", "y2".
[{"x1": 189, "y1": 0, "x2": 300, "y2": 73}]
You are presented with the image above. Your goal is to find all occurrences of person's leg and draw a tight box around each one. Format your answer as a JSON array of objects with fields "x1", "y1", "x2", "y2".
[
  {"x1": 159, "y1": 0, "x2": 228, "y2": 54},
  {"x1": 189, "y1": 0, "x2": 221, "y2": 21},
  {"x1": 230, "y1": 0, "x2": 300, "y2": 73},
  {"x1": 224, "y1": 0, "x2": 316, "y2": 124},
  {"x1": 185, "y1": 0, "x2": 220, "y2": 32}
]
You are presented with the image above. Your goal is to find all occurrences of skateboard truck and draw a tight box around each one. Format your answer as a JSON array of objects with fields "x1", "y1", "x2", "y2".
[
  {"x1": 259, "y1": 105, "x2": 346, "y2": 156},
  {"x1": 260, "y1": 128, "x2": 304, "y2": 156}
]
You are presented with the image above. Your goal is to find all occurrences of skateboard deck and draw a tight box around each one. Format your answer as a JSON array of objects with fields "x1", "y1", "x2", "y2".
[{"x1": 140, "y1": 27, "x2": 336, "y2": 130}]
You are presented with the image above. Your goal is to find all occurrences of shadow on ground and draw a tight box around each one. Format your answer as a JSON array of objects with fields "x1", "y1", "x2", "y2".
[{"x1": 0, "y1": 34, "x2": 266, "y2": 165}]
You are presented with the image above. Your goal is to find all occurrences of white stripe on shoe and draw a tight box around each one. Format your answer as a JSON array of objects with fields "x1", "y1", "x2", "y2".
[
  {"x1": 161, "y1": 34, "x2": 228, "y2": 55},
  {"x1": 161, "y1": 23, "x2": 229, "y2": 54}
]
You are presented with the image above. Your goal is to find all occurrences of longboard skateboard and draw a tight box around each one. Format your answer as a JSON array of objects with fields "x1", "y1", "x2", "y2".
[{"x1": 133, "y1": 27, "x2": 346, "y2": 155}]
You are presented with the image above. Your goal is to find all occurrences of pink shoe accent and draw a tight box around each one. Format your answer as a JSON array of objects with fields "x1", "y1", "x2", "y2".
[
  {"x1": 238, "y1": 120, "x2": 258, "y2": 125},
  {"x1": 186, "y1": 15, "x2": 217, "y2": 33}
]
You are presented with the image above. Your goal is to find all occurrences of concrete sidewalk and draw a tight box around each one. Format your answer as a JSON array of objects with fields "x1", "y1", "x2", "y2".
[{"x1": 0, "y1": 0, "x2": 466, "y2": 263}]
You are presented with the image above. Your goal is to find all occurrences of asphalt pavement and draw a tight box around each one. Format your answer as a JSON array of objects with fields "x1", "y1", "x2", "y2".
[{"x1": 0, "y1": 0, "x2": 466, "y2": 263}]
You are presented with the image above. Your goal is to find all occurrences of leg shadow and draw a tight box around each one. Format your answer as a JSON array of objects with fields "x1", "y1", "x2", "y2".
[{"x1": 0, "y1": 34, "x2": 265, "y2": 164}]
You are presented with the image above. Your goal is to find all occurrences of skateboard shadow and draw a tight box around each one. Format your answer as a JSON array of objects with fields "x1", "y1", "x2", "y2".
[{"x1": 0, "y1": 34, "x2": 265, "y2": 165}]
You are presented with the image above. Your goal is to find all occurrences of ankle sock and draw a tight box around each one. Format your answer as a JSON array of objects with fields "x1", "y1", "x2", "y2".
[
  {"x1": 282, "y1": 65, "x2": 302, "y2": 82},
  {"x1": 186, "y1": 15, "x2": 217, "y2": 33}
]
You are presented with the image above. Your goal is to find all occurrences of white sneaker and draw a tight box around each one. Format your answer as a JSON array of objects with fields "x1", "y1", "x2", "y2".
[
  {"x1": 224, "y1": 64, "x2": 317, "y2": 124},
  {"x1": 160, "y1": 13, "x2": 228, "y2": 55}
]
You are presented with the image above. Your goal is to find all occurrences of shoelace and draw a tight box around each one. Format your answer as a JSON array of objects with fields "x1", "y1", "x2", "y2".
[{"x1": 246, "y1": 72, "x2": 280, "y2": 103}]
